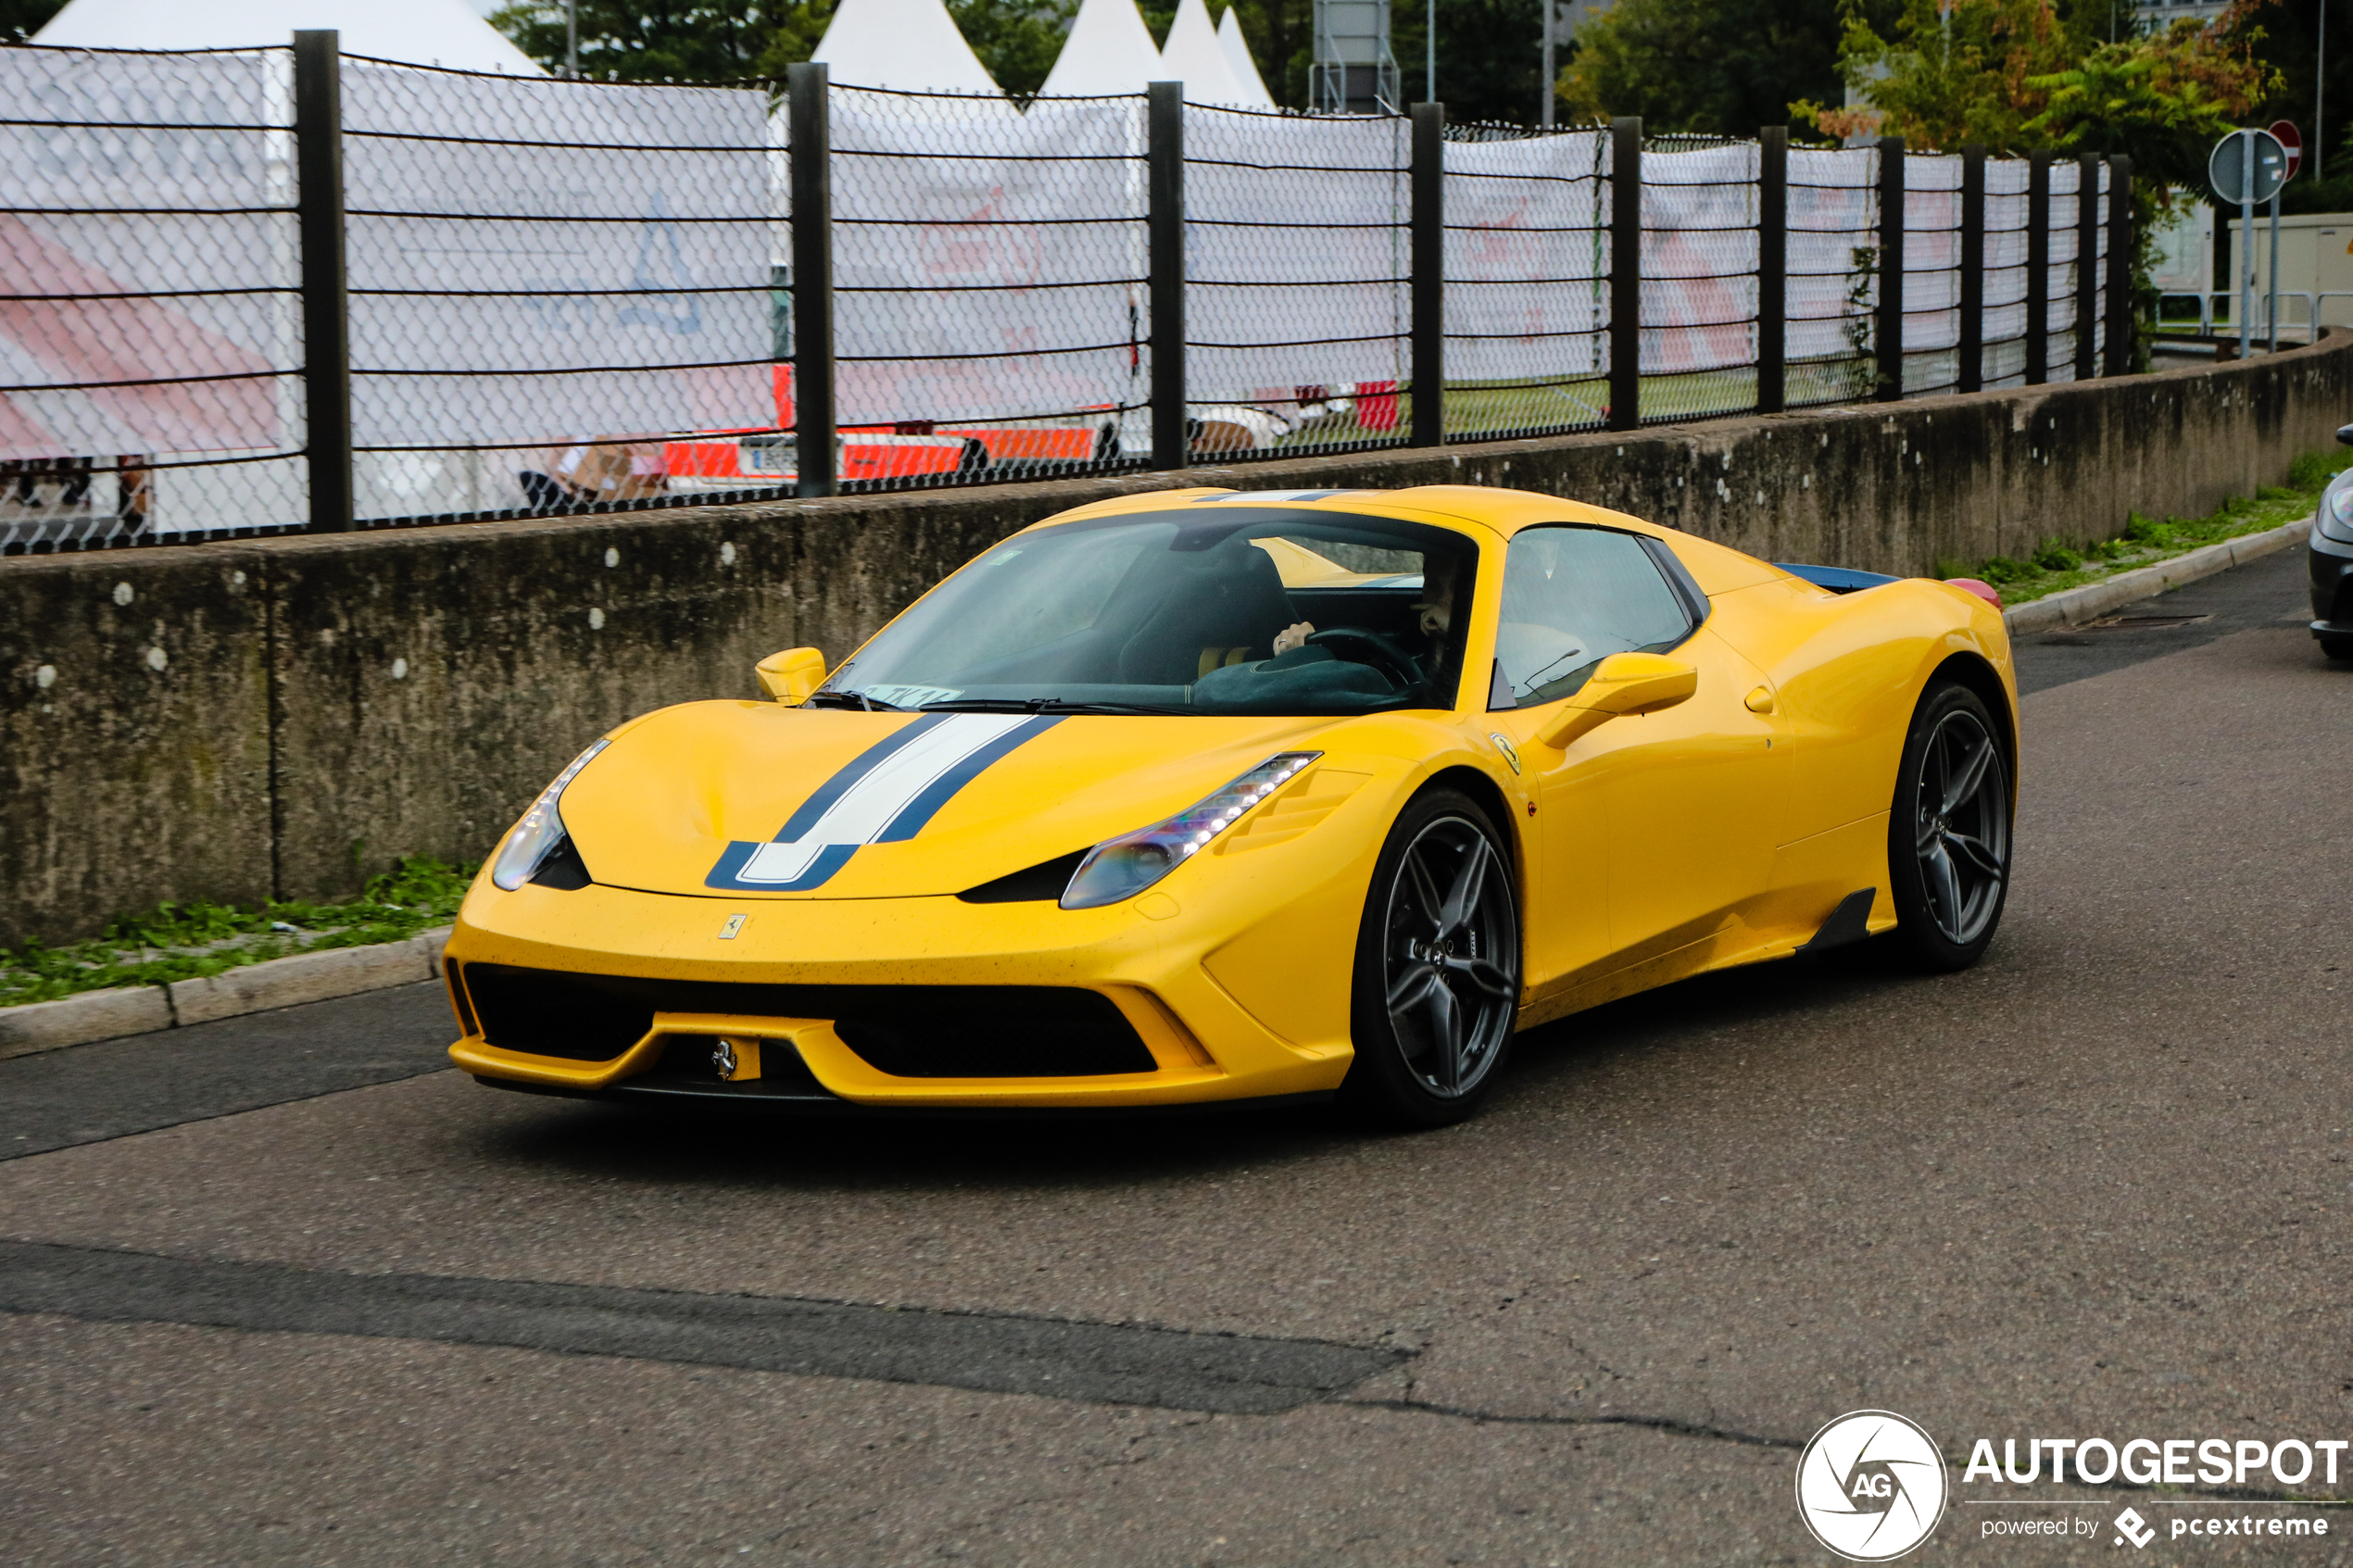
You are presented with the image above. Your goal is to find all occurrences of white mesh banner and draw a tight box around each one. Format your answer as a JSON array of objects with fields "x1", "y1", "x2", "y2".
[
  {"x1": 1441, "y1": 132, "x2": 1606, "y2": 392},
  {"x1": 1787, "y1": 146, "x2": 1876, "y2": 373},
  {"x1": 341, "y1": 62, "x2": 777, "y2": 451},
  {"x1": 1640, "y1": 143, "x2": 1757, "y2": 376},
  {"x1": 829, "y1": 89, "x2": 1147, "y2": 428},
  {"x1": 1185, "y1": 107, "x2": 1410, "y2": 408},
  {"x1": 0, "y1": 47, "x2": 297, "y2": 466}
]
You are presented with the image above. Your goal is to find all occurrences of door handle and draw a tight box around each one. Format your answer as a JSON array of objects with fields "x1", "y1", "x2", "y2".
[{"x1": 1743, "y1": 685, "x2": 1776, "y2": 714}]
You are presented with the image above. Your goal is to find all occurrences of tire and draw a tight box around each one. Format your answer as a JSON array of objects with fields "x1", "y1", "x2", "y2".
[
  {"x1": 1339, "y1": 789, "x2": 1522, "y2": 1128},
  {"x1": 2320, "y1": 634, "x2": 2353, "y2": 661},
  {"x1": 1885, "y1": 681, "x2": 2013, "y2": 972}
]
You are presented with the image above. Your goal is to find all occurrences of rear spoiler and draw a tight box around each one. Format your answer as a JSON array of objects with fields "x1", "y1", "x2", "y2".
[
  {"x1": 1778, "y1": 562, "x2": 2005, "y2": 609},
  {"x1": 1776, "y1": 563, "x2": 1901, "y2": 594}
]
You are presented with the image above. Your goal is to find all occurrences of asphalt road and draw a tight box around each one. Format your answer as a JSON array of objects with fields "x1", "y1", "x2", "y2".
[{"x1": 3, "y1": 546, "x2": 2347, "y2": 1567}]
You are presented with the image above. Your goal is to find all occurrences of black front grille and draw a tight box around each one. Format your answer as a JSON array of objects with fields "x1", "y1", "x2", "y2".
[
  {"x1": 458, "y1": 965, "x2": 1156, "y2": 1077},
  {"x1": 833, "y1": 987, "x2": 1154, "y2": 1077},
  {"x1": 460, "y1": 963, "x2": 657, "y2": 1060}
]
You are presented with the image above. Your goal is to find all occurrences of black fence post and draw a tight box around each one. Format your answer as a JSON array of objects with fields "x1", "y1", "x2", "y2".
[
  {"x1": 787, "y1": 62, "x2": 835, "y2": 498},
  {"x1": 1756, "y1": 125, "x2": 1786, "y2": 415},
  {"x1": 1609, "y1": 116, "x2": 1641, "y2": 432},
  {"x1": 292, "y1": 31, "x2": 352, "y2": 533},
  {"x1": 1148, "y1": 82, "x2": 1188, "y2": 470},
  {"x1": 2026, "y1": 151, "x2": 2050, "y2": 385},
  {"x1": 1959, "y1": 144, "x2": 1985, "y2": 395},
  {"x1": 1875, "y1": 135, "x2": 1905, "y2": 403},
  {"x1": 1410, "y1": 101, "x2": 1445, "y2": 447},
  {"x1": 2106, "y1": 155, "x2": 2135, "y2": 375},
  {"x1": 2075, "y1": 151, "x2": 2100, "y2": 382}
]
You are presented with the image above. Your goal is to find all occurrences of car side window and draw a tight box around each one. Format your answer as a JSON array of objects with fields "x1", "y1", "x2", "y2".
[{"x1": 1491, "y1": 526, "x2": 1695, "y2": 709}]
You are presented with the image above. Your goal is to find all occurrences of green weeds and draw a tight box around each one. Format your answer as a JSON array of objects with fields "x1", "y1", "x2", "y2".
[
  {"x1": 1, "y1": 856, "x2": 476, "y2": 1010},
  {"x1": 1950, "y1": 446, "x2": 2351, "y2": 606}
]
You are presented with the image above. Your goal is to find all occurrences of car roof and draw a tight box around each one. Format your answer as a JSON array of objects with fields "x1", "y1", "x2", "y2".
[{"x1": 1028, "y1": 484, "x2": 1785, "y2": 596}]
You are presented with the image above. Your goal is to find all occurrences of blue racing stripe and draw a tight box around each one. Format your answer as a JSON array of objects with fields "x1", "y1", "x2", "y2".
[
  {"x1": 875, "y1": 715, "x2": 1063, "y2": 842},
  {"x1": 768, "y1": 714, "x2": 945, "y2": 844},
  {"x1": 704, "y1": 840, "x2": 855, "y2": 893}
]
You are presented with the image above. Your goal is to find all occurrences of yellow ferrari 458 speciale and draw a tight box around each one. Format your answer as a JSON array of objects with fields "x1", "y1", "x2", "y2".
[{"x1": 446, "y1": 484, "x2": 2016, "y2": 1126}]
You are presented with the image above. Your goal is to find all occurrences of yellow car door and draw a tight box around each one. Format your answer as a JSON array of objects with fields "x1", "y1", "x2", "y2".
[{"x1": 1485, "y1": 524, "x2": 1792, "y2": 985}]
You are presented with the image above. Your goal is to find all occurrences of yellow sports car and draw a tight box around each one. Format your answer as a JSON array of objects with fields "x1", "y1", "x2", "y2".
[{"x1": 446, "y1": 484, "x2": 2016, "y2": 1126}]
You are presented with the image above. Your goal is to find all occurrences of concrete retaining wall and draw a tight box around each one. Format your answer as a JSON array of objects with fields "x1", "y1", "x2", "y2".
[{"x1": 8, "y1": 332, "x2": 2352, "y2": 946}]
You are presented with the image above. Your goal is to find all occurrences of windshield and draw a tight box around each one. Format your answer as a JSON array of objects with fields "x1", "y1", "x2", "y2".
[{"x1": 821, "y1": 507, "x2": 1480, "y2": 717}]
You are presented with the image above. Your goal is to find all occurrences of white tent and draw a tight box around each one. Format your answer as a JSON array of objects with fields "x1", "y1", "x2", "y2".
[
  {"x1": 1216, "y1": 7, "x2": 1277, "y2": 108},
  {"x1": 34, "y1": 0, "x2": 545, "y2": 73},
  {"x1": 812, "y1": 0, "x2": 1001, "y2": 95},
  {"x1": 1157, "y1": 0, "x2": 1250, "y2": 105},
  {"x1": 1038, "y1": 0, "x2": 1164, "y2": 97}
]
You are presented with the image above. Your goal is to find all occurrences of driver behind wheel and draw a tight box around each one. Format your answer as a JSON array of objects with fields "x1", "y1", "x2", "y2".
[{"x1": 1195, "y1": 550, "x2": 1465, "y2": 709}]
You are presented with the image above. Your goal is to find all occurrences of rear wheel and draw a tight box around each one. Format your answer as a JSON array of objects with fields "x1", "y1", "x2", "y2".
[
  {"x1": 1885, "y1": 682, "x2": 2012, "y2": 972},
  {"x1": 2320, "y1": 634, "x2": 2353, "y2": 661},
  {"x1": 1340, "y1": 790, "x2": 1521, "y2": 1127}
]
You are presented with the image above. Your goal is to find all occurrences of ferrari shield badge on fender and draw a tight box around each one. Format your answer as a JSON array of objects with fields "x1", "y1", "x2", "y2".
[{"x1": 718, "y1": 913, "x2": 747, "y2": 938}]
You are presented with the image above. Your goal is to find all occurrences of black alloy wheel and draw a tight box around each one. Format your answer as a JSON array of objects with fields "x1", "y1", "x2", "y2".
[
  {"x1": 1886, "y1": 681, "x2": 2012, "y2": 971},
  {"x1": 1341, "y1": 789, "x2": 1522, "y2": 1127}
]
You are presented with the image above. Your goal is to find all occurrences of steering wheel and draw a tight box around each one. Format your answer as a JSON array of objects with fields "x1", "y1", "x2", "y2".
[{"x1": 1305, "y1": 627, "x2": 1424, "y2": 691}]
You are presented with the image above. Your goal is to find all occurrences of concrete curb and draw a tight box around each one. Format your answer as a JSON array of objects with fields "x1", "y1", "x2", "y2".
[
  {"x1": 0, "y1": 927, "x2": 451, "y2": 1061},
  {"x1": 2002, "y1": 517, "x2": 2313, "y2": 635}
]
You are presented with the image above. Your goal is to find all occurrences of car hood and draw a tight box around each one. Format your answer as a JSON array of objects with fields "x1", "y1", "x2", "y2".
[{"x1": 558, "y1": 701, "x2": 1346, "y2": 899}]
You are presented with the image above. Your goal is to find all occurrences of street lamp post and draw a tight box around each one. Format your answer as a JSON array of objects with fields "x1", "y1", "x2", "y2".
[{"x1": 1541, "y1": 1, "x2": 1554, "y2": 127}]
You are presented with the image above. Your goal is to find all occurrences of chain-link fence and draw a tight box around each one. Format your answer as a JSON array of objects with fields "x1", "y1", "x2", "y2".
[
  {"x1": 2, "y1": 44, "x2": 304, "y2": 551},
  {"x1": 1441, "y1": 124, "x2": 1607, "y2": 442},
  {"x1": 832, "y1": 86, "x2": 1149, "y2": 490},
  {"x1": 1183, "y1": 105, "x2": 1410, "y2": 459},
  {"x1": 1, "y1": 40, "x2": 2133, "y2": 550},
  {"x1": 341, "y1": 56, "x2": 781, "y2": 524},
  {"x1": 1787, "y1": 144, "x2": 1879, "y2": 408},
  {"x1": 1642, "y1": 134, "x2": 1758, "y2": 425},
  {"x1": 1901, "y1": 152, "x2": 1964, "y2": 398}
]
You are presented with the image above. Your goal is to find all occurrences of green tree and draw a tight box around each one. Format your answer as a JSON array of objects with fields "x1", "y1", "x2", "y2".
[
  {"x1": 2229, "y1": 0, "x2": 2353, "y2": 209},
  {"x1": 949, "y1": 0, "x2": 1076, "y2": 95},
  {"x1": 486, "y1": 0, "x2": 817, "y2": 79},
  {"x1": 3, "y1": 0, "x2": 66, "y2": 44},
  {"x1": 1556, "y1": 0, "x2": 1887, "y2": 137},
  {"x1": 1793, "y1": 0, "x2": 2271, "y2": 166}
]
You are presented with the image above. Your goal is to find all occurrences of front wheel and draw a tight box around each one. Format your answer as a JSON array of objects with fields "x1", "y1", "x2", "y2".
[
  {"x1": 2320, "y1": 634, "x2": 2353, "y2": 661},
  {"x1": 1885, "y1": 681, "x2": 2013, "y2": 972},
  {"x1": 1340, "y1": 790, "x2": 1522, "y2": 1127}
]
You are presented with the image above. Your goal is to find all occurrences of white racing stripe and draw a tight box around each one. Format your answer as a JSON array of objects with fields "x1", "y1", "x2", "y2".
[{"x1": 738, "y1": 714, "x2": 1033, "y2": 884}]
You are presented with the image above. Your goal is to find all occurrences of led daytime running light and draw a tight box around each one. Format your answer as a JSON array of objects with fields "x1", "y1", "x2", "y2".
[
  {"x1": 1060, "y1": 751, "x2": 1321, "y2": 909},
  {"x1": 490, "y1": 738, "x2": 610, "y2": 890}
]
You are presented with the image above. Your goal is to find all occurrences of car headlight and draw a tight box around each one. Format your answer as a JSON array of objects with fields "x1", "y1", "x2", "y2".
[
  {"x1": 1060, "y1": 751, "x2": 1321, "y2": 909},
  {"x1": 2323, "y1": 478, "x2": 2353, "y2": 544},
  {"x1": 490, "y1": 739, "x2": 610, "y2": 890}
]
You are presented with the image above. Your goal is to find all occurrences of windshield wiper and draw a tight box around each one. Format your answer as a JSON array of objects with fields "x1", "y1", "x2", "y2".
[
  {"x1": 802, "y1": 689, "x2": 906, "y2": 711},
  {"x1": 918, "y1": 697, "x2": 1193, "y2": 717}
]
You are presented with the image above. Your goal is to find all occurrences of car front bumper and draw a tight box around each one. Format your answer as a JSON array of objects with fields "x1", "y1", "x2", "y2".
[
  {"x1": 444, "y1": 836, "x2": 1382, "y2": 1110},
  {"x1": 2311, "y1": 522, "x2": 2353, "y2": 635}
]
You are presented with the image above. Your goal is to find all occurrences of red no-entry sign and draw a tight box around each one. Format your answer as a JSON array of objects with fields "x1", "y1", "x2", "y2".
[{"x1": 2271, "y1": 120, "x2": 2303, "y2": 180}]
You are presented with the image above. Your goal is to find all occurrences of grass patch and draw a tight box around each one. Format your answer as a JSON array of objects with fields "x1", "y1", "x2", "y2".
[
  {"x1": 0, "y1": 857, "x2": 475, "y2": 1010},
  {"x1": 1957, "y1": 447, "x2": 2347, "y2": 608}
]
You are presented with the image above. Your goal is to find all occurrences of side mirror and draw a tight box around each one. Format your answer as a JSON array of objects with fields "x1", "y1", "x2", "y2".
[
  {"x1": 1534, "y1": 651, "x2": 1699, "y2": 750},
  {"x1": 2338, "y1": 423, "x2": 2353, "y2": 448},
  {"x1": 755, "y1": 646, "x2": 827, "y2": 705}
]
